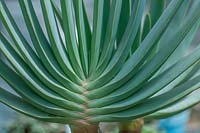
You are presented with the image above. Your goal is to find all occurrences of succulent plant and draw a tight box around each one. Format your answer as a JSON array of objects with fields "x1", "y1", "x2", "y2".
[{"x1": 1, "y1": 0, "x2": 200, "y2": 132}]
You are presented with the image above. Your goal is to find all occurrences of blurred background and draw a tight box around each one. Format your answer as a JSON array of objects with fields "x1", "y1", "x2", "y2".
[{"x1": 1, "y1": 0, "x2": 200, "y2": 133}]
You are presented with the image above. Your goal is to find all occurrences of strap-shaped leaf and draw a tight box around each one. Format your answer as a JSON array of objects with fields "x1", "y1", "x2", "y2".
[
  {"x1": 74, "y1": 1, "x2": 93, "y2": 77},
  {"x1": 50, "y1": 0, "x2": 92, "y2": 55},
  {"x1": 0, "y1": 1, "x2": 81, "y2": 96},
  {"x1": 0, "y1": 33, "x2": 86, "y2": 109},
  {"x1": 87, "y1": 46, "x2": 200, "y2": 109},
  {"x1": 158, "y1": 0, "x2": 191, "y2": 72},
  {"x1": 178, "y1": 61, "x2": 200, "y2": 85},
  {"x1": 99, "y1": 0, "x2": 110, "y2": 54},
  {"x1": 85, "y1": 0, "x2": 192, "y2": 97},
  {"x1": 19, "y1": 0, "x2": 83, "y2": 94},
  {"x1": 73, "y1": 0, "x2": 89, "y2": 77},
  {"x1": 87, "y1": 0, "x2": 146, "y2": 89},
  {"x1": 113, "y1": 0, "x2": 200, "y2": 98},
  {"x1": 90, "y1": 0, "x2": 122, "y2": 80},
  {"x1": 50, "y1": 0, "x2": 63, "y2": 27},
  {"x1": 89, "y1": 0, "x2": 104, "y2": 75},
  {"x1": 131, "y1": 25, "x2": 142, "y2": 53},
  {"x1": 1, "y1": 0, "x2": 200, "y2": 124},
  {"x1": 0, "y1": 89, "x2": 78, "y2": 124},
  {"x1": 82, "y1": 1, "x2": 92, "y2": 70},
  {"x1": 106, "y1": 0, "x2": 181, "y2": 83},
  {"x1": 116, "y1": 0, "x2": 132, "y2": 44},
  {"x1": 0, "y1": 59, "x2": 83, "y2": 119},
  {"x1": 141, "y1": 14, "x2": 151, "y2": 41},
  {"x1": 89, "y1": 74, "x2": 200, "y2": 122},
  {"x1": 0, "y1": 1, "x2": 85, "y2": 99},
  {"x1": 87, "y1": 0, "x2": 200, "y2": 99},
  {"x1": 150, "y1": 0, "x2": 166, "y2": 26},
  {"x1": 61, "y1": 0, "x2": 84, "y2": 79},
  {"x1": 0, "y1": 34, "x2": 86, "y2": 104},
  {"x1": 49, "y1": 0, "x2": 66, "y2": 56},
  {"x1": 40, "y1": 0, "x2": 81, "y2": 83},
  {"x1": 147, "y1": 90, "x2": 200, "y2": 119}
]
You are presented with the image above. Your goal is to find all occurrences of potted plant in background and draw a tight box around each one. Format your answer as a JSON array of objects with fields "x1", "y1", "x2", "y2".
[
  {"x1": 1, "y1": 0, "x2": 200, "y2": 132},
  {"x1": 6, "y1": 114, "x2": 66, "y2": 133}
]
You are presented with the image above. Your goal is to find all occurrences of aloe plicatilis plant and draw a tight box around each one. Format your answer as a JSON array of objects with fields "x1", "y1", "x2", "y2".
[{"x1": 1, "y1": 0, "x2": 200, "y2": 132}]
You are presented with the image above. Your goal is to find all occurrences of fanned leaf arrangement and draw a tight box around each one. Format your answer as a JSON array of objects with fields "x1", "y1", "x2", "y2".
[{"x1": 1, "y1": 0, "x2": 200, "y2": 126}]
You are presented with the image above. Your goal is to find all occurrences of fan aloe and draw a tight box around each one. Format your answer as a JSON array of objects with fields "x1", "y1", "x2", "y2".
[{"x1": 1, "y1": 0, "x2": 200, "y2": 132}]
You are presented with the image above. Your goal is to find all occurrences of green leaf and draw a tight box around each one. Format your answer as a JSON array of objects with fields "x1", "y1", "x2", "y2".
[
  {"x1": 61, "y1": 0, "x2": 85, "y2": 79},
  {"x1": 141, "y1": 14, "x2": 151, "y2": 41},
  {"x1": 89, "y1": 74, "x2": 200, "y2": 122},
  {"x1": 19, "y1": 0, "x2": 83, "y2": 94},
  {"x1": 73, "y1": 0, "x2": 90, "y2": 77},
  {"x1": 147, "y1": 89, "x2": 200, "y2": 119},
  {"x1": 0, "y1": 1, "x2": 85, "y2": 98},
  {"x1": 87, "y1": 0, "x2": 146, "y2": 89},
  {"x1": 0, "y1": 88, "x2": 77, "y2": 124},
  {"x1": 116, "y1": 0, "x2": 132, "y2": 43},
  {"x1": 0, "y1": 33, "x2": 86, "y2": 107},
  {"x1": 99, "y1": 0, "x2": 110, "y2": 54},
  {"x1": 89, "y1": 0, "x2": 104, "y2": 75},
  {"x1": 91, "y1": 0, "x2": 123, "y2": 79},
  {"x1": 157, "y1": 0, "x2": 191, "y2": 71},
  {"x1": 86, "y1": 0, "x2": 184, "y2": 98},
  {"x1": 0, "y1": 59, "x2": 83, "y2": 119},
  {"x1": 1, "y1": 0, "x2": 200, "y2": 124},
  {"x1": 150, "y1": 0, "x2": 166, "y2": 26},
  {"x1": 50, "y1": 0, "x2": 63, "y2": 27},
  {"x1": 87, "y1": 46, "x2": 200, "y2": 110},
  {"x1": 40, "y1": 0, "x2": 81, "y2": 83}
]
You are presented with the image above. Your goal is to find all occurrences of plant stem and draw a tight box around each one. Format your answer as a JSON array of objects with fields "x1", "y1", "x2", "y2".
[
  {"x1": 118, "y1": 119, "x2": 144, "y2": 133},
  {"x1": 70, "y1": 124, "x2": 99, "y2": 133}
]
